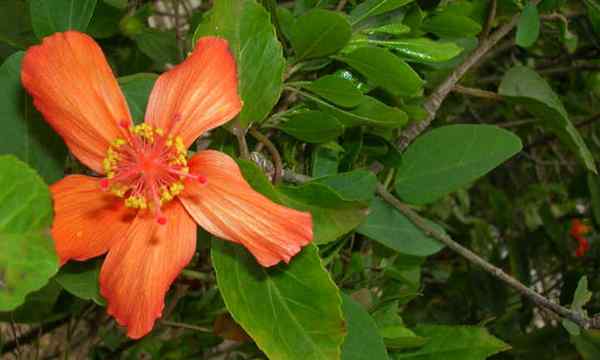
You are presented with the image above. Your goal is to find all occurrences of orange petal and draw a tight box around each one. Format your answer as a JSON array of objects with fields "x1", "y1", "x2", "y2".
[
  {"x1": 145, "y1": 37, "x2": 242, "y2": 148},
  {"x1": 100, "y1": 200, "x2": 196, "y2": 339},
  {"x1": 22, "y1": 31, "x2": 132, "y2": 174},
  {"x1": 179, "y1": 150, "x2": 313, "y2": 267},
  {"x1": 51, "y1": 175, "x2": 135, "y2": 265}
]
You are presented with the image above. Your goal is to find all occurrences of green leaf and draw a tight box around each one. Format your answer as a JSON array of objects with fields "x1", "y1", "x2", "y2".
[
  {"x1": 335, "y1": 47, "x2": 424, "y2": 97},
  {"x1": 0, "y1": 52, "x2": 67, "y2": 183},
  {"x1": 87, "y1": 0, "x2": 124, "y2": 39},
  {"x1": 350, "y1": 0, "x2": 416, "y2": 25},
  {"x1": 212, "y1": 242, "x2": 345, "y2": 360},
  {"x1": 0, "y1": 156, "x2": 58, "y2": 311},
  {"x1": 357, "y1": 198, "x2": 445, "y2": 256},
  {"x1": 364, "y1": 23, "x2": 411, "y2": 36},
  {"x1": 103, "y1": 0, "x2": 127, "y2": 9},
  {"x1": 118, "y1": 73, "x2": 157, "y2": 122},
  {"x1": 134, "y1": 29, "x2": 179, "y2": 66},
  {"x1": 279, "y1": 183, "x2": 369, "y2": 244},
  {"x1": 278, "y1": 110, "x2": 344, "y2": 143},
  {"x1": 29, "y1": 0, "x2": 97, "y2": 39},
  {"x1": 588, "y1": 174, "x2": 600, "y2": 227},
  {"x1": 421, "y1": 13, "x2": 482, "y2": 37},
  {"x1": 516, "y1": 2, "x2": 540, "y2": 47},
  {"x1": 499, "y1": 66, "x2": 597, "y2": 173},
  {"x1": 194, "y1": 0, "x2": 285, "y2": 128},
  {"x1": 54, "y1": 260, "x2": 105, "y2": 306},
  {"x1": 394, "y1": 325, "x2": 511, "y2": 359},
  {"x1": 395, "y1": 124, "x2": 522, "y2": 205},
  {"x1": 312, "y1": 144, "x2": 343, "y2": 178},
  {"x1": 304, "y1": 75, "x2": 364, "y2": 108},
  {"x1": 341, "y1": 293, "x2": 389, "y2": 360},
  {"x1": 322, "y1": 95, "x2": 408, "y2": 128},
  {"x1": 238, "y1": 160, "x2": 369, "y2": 244},
  {"x1": 312, "y1": 170, "x2": 377, "y2": 202},
  {"x1": 0, "y1": 281, "x2": 63, "y2": 323},
  {"x1": 573, "y1": 330, "x2": 600, "y2": 360},
  {"x1": 378, "y1": 38, "x2": 463, "y2": 63},
  {"x1": 289, "y1": 9, "x2": 352, "y2": 61},
  {"x1": 0, "y1": 0, "x2": 36, "y2": 50}
]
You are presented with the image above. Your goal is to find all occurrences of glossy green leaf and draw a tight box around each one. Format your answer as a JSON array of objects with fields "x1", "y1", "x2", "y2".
[
  {"x1": 394, "y1": 325, "x2": 510, "y2": 359},
  {"x1": 0, "y1": 52, "x2": 67, "y2": 183},
  {"x1": 395, "y1": 125, "x2": 522, "y2": 205},
  {"x1": 279, "y1": 111, "x2": 344, "y2": 143},
  {"x1": 499, "y1": 66, "x2": 597, "y2": 173},
  {"x1": 349, "y1": 0, "x2": 415, "y2": 25},
  {"x1": 341, "y1": 293, "x2": 389, "y2": 360},
  {"x1": 212, "y1": 242, "x2": 345, "y2": 360},
  {"x1": 118, "y1": 73, "x2": 157, "y2": 122},
  {"x1": 29, "y1": 0, "x2": 97, "y2": 39},
  {"x1": 516, "y1": 2, "x2": 540, "y2": 47},
  {"x1": 322, "y1": 95, "x2": 408, "y2": 128},
  {"x1": 312, "y1": 170, "x2": 377, "y2": 202},
  {"x1": 421, "y1": 13, "x2": 482, "y2": 37},
  {"x1": 0, "y1": 156, "x2": 58, "y2": 311},
  {"x1": 357, "y1": 198, "x2": 445, "y2": 256},
  {"x1": 379, "y1": 38, "x2": 463, "y2": 63},
  {"x1": 305, "y1": 75, "x2": 364, "y2": 108},
  {"x1": 289, "y1": 9, "x2": 352, "y2": 61},
  {"x1": 335, "y1": 47, "x2": 424, "y2": 97},
  {"x1": 55, "y1": 260, "x2": 105, "y2": 306},
  {"x1": 364, "y1": 23, "x2": 411, "y2": 36},
  {"x1": 194, "y1": 0, "x2": 285, "y2": 128},
  {"x1": 134, "y1": 29, "x2": 179, "y2": 66}
]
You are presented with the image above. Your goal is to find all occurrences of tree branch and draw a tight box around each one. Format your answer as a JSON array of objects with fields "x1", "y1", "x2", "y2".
[
  {"x1": 279, "y1": 166, "x2": 595, "y2": 330},
  {"x1": 395, "y1": 0, "x2": 541, "y2": 152},
  {"x1": 452, "y1": 85, "x2": 504, "y2": 101}
]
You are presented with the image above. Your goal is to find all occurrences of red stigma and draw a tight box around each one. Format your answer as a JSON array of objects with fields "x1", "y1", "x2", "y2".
[
  {"x1": 99, "y1": 178, "x2": 110, "y2": 190},
  {"x1": 157, "y1": 216, "x2": 167, "y2": 225}
]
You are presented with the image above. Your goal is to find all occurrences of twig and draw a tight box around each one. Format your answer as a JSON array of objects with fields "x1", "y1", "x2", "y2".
[
  {"x1": 162, "y1": 320, "x2": 212, "y2": 332},
  {"x1": 1, "y1": 317, "x2": 71, "y2": 355},
  {"x1": 249, "y1": 128, "x2": 283, "y2": 184},
  {"x1": 374, "y1": 183, "x2": 593, "y2": 329},
  {"x1": 452, "y1": 85, "x2": 504, "y2": 101},
  {"x1": 233, "y1": 124, "x2": 250, "y2": 160},
  {"x1": 480, "y1": 0, "x2": 497, "y2": 39},
  {"x1": 336, "y1": 0, "x2": 348, "y2": 11},
  {"x1": 523, "y1": 112, "x2": 600, "y2": 150},
  {"x1": 281, "y1": 168, "x2": 595, "y2": 330},
  {"x1": 395, "y1": 0, "x2": 541, "y2": 152}
]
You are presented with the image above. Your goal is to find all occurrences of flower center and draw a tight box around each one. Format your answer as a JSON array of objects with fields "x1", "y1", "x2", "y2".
[{"x1": 100, "y1": 123, "x2": 205, "y2": 225}]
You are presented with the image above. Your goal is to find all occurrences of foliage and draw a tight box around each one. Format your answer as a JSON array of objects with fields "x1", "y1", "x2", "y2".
[{"x1": 1, "y1": 0, "x2": 600, "y2": 358}]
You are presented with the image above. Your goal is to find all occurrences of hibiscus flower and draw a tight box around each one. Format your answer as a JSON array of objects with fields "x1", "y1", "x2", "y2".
[{"x1": 21, "y1": 31, "x2": 313, "y2": 339}]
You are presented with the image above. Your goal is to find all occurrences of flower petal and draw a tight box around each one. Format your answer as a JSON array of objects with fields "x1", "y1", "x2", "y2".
[
  {"x1": 100, "y1": 200, "x2": 196, "y2": 339},
  {"x1": 22, "y1": 31, "x2": 132, "y2": 174},
  {"x1": 179, "y1": 150, "x2": 313, "y2": 267},
  {"x1": 145, "y1": 37, "x2": 242, "y2": 148},
  {"x1": 51, "y1": 175, "x2": 135, "y2": 265}
]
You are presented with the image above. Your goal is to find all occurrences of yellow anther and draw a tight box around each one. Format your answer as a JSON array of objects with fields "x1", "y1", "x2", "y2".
[
  {"x1": 112, "y1": 138, "x2": 126, "y2": 147},
  {"x1": 155, "y1": 128, "x2": 164, "y2": 136},
  {"x1": 125, "y1": 195, "x2": 148, "y2": 209},
  {"x1": 169, "y1": 182, "x2": 184, "y2": 196}
]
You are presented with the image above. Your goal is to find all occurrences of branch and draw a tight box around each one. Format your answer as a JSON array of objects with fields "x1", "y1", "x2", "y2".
[
  {"x1": 452, "y1": 85, "x2": 504, "y2": 101},
  {"x1": 279, "y1": 167, "x2": 595, "y2": 330},
  {"x1": 395, "y1": 0, "x2": 541, "y2": 152},
  {"x1": 374, "y1": 183, "x2": 593, "y2": 330},
  {"x1": 249, "y1": 128, "x2": 283, "y2": 184},
  {"x1": 523, "y1": 112, "x2": 600, "y2": 151}
]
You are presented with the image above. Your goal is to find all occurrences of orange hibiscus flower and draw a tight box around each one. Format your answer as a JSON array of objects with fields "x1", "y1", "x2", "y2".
[{"x1": 21, "y1": 31, "x2": 313, "y2": 339}]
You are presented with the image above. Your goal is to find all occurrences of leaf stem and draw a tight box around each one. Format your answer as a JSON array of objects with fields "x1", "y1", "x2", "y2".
[{"x1": 249, "y1": 128, "x2": 284, "y2": 184}]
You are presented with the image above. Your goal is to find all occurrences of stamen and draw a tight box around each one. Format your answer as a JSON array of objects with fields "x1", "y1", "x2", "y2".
[{"x1": 101, "y1": 124, "x2": 190, "y2": 217}]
